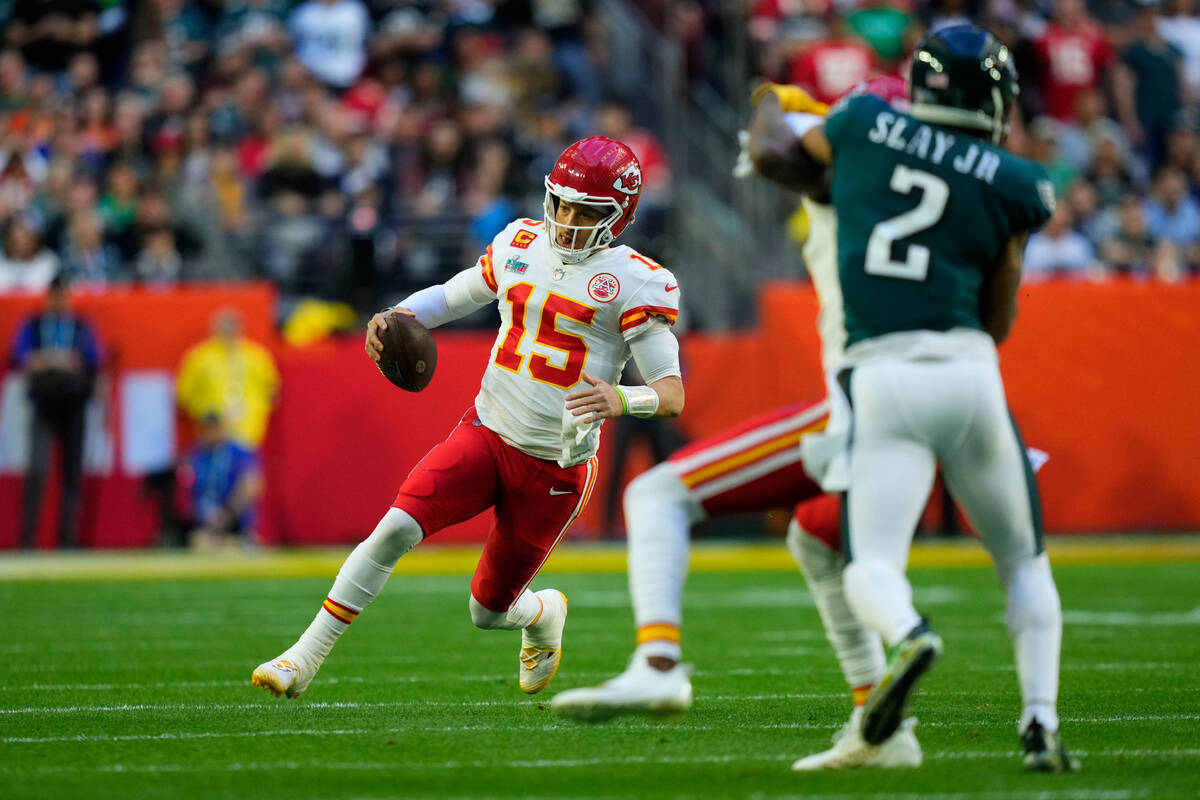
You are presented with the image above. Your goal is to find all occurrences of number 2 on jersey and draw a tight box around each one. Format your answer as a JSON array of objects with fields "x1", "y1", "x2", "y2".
[
  {"x1": 864, "y1": 165, "x2": 950, "y2": 281},
  {"x1": 494, "y1": 282, "x2": 597, "y2": 388}
]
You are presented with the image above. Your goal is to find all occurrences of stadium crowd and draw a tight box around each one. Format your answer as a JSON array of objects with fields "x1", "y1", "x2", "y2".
[
  {"x1": 0, "y1": 0, "x2": 1196, "y2": 317},
  {"x1": 750, "y1": 0, "x2": 1200, "y2": 281}
]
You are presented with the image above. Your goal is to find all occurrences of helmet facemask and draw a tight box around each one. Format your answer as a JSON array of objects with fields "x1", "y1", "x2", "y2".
[{"x1": 543, "y1": 177, "x2": 624, "y2": 264}]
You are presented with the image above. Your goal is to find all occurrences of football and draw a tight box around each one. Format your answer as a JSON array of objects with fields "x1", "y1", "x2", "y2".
[{"x1": 375, "y1": 310, "x2": 437, "y2": 392}]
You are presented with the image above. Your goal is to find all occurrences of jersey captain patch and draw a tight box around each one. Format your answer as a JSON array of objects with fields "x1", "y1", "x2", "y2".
[
  {"x1": 511, "y1": 229, "x2": 538, "y2": 249},
  {"x1": 587, "y1": 273, "x2": 621, "y2": 303}
]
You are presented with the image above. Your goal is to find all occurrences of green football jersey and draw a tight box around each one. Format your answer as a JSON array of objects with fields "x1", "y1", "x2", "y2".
[{"x1": 824, "y1": 94, "x2": 1054, "y2": 348}]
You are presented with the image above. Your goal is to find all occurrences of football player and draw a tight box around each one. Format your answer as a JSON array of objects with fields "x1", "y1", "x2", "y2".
[
  {"x1": 746, "y1": 25, "x2": 1077, "y2": 772},
  {"x1": 252, "y1": 137, "x2": 685, "y2": 699},
  {"x1": 551, "y1": 78, "x2": 927, "y2": 770}
]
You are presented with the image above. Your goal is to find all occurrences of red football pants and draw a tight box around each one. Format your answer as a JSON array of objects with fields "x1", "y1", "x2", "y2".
[
  {"x1": 393, "y1": 408, "x2": 597, "y2": 612},
  {"x1": 663, "y1": 399, "x2": 842, "y2": 550}
]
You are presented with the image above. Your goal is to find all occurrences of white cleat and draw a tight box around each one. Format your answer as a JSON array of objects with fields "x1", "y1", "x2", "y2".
[
  {"x1": 550, "y1": 654, "x2": 694, "y2": 720},
  {"x1": 519, "y1": 589, "x2": 568, "y2": 695},
  {"x1": 251, "y1": 649, "x2": 318, "y2": 699},
  {"x1": 792, "y1": 706, "x2": 922, "y2": 770}
]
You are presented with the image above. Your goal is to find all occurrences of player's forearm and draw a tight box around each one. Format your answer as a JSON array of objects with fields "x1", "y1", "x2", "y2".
[
  {"x1": 648, "y1": 375, "x2": 684, "y2": 418},
  {"x1": 748, "y1": 93, "x2": 830, "y2": 193}
]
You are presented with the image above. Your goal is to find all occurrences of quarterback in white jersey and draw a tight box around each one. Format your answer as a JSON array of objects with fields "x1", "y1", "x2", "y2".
[{"x1": 251, "y1": 136, "x2": 684, "y2": 701}]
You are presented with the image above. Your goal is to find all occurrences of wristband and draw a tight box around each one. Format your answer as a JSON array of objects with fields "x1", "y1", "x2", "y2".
[{"x1": 614, "y1": 385, "x2": 659, "y2": 418}]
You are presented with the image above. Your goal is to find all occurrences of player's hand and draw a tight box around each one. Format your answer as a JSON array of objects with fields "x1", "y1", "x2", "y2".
[
  {"x1": 564, "y1": 371, "x2": 622, "y2": 424},
  {"x1": 364, "y1": 307, "x2": 415, "y2": 363},
  {"x1": 750, "y1": 82, "x2": 829, "y2": 116}
]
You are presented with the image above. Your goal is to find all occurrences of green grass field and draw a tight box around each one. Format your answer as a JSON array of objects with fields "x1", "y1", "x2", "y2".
[{"x1": 2, "y1": 547, "x2": 1198, "y2": 799}]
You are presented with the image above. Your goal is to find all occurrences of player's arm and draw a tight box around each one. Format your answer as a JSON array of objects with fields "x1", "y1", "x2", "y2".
[
  {"x1": 564, "y1": 320, "x2": 684, "y2": 422},
  {"x1": 979, "y1": 231, "x2": 1028, "y2": 345},
  {"x1": 747, "y1": 91, "x2": 832, "y2": 194},
  {"x1": 365, "y1": 265, "x2": 495, "y2": 361}
]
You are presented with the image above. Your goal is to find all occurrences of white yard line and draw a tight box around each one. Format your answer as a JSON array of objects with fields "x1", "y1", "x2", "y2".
[
  {"x1": 4, "y1": 712, "x2": 1199, "y2": 740},
  {"x1": 2, "y1": 749, "x2": 1196, "y2": 775}
]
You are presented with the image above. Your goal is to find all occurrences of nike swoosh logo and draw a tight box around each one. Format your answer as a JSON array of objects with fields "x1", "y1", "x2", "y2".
[
  {"x1": 549, "y1": 488, "x2": 575, "y2": 496},
  {"x1": 665, "y1": 284, "x2": 678, "y2": 292}
]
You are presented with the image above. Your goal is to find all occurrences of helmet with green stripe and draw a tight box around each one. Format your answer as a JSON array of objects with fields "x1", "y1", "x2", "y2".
[{"x1": 908, "y1": 24, "x2": 1018, "y2": 145}]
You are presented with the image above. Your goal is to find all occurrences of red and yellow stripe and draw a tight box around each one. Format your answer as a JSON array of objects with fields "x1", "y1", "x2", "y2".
[
  {"x1": 637, "y1": 622, "x2": 682, "y2": 646},
  {"x1": 322, "y1": 596, "x2": 360, "y2": 625},
  {"x1": 680, "y1": 417, "x2": 828, "y2": 489},
  {"x1": 619, "y1": 304, "x2": 679, "y2": 331},
  {"x1": 513, "y1": 457, "x2": 599, "y2": 602},
  {"x1": 481, "y1": 244, "x2": 498, "y2": 293},
  {"x1": 852, "y1": 683, "x2": 873, "y2": 706}
]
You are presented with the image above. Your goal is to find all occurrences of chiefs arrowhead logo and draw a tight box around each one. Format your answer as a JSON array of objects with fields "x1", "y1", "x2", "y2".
[{"x1": 612, "y1": 164, "x2": 642, "y2": 195}]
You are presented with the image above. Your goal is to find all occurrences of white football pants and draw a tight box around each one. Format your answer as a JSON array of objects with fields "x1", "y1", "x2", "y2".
[{"x1": 841, "y1": 354, "x2": 1062, "y2": 730}]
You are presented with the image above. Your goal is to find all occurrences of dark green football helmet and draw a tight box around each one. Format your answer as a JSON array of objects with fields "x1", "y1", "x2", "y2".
[{"x1": 908, "y1": 24, "x2": 1018, "y2": 145}]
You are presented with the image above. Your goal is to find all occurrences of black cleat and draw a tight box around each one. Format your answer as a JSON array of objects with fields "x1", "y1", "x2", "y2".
[
  {"x1": 1022, "y1": 719, "x2": 1081, "y2": 773},
  {"x1": 861, "y1": 619, "x2": 943, "y2": 745}
]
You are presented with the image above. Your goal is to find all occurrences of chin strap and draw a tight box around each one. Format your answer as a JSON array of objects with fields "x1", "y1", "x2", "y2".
[{"x1": 614, "y1": 385, "x2": 659, "y2": 418}]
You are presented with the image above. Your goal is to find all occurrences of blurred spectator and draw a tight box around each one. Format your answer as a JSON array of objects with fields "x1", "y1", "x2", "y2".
[
  {"x1": 0, "y1": 48, "x2": 28, "y2": 111},
  {"x1": 97, "y1": 159, "x2": 138, "y2": 238},
  {"x1": 132, "y1": 225, "x2": 182, "y2": 285},
  {"x1": 789, "y1": 16, "x2": 876, "y2": 105},
  {"x1": 0, "y1": 217, "x2": 58, "y2": 291},
  {"x1": 5, "y1": 0, "x2": 100, "y2": 73},
  {"x1": 10, "y1": 273, "x2": 101, "y2": 549},
  {"x1": 288, "y1": 0, "x2": 369, "y2": 89},
  {"x1": 1036, "y1": 0, "x2": 1115, "y2": 121},
  {"x1": 1063, "y1": 178, "x2": 1111, "y2": 243},
  {"x1": 1143, "y1": 165, "x2": 1200, "y2": 261},
  {"x1": 1116, "y1": 0, "x2": 1186, "y2": 170},
  {"x1": 1157, "y1": 0, "x2": 1200, "y2": 97},
  {"x1": 176, "y1": 307, "x2": 279, "y2": 450},
  {"x1": 59, "y1": 210, "x2": 123, "y2": 283},
  {"x1": 1024, "y1": 203, "x2": 1100, "y2": 280},
  {"x1": 1055, "y1": 88, "x2": 1108, "y2": 172},
  {"x1": 846, "y1": 0, "x2": 915, "y2": 68},
  {"x1": 0, "y1": 152, "x2": 37, "y2": 220},
  {"x1": 1084, "y1": 124, "x2": 1140, "y2": 207},
  {"x1": 1028, "y1": 116, "x2": 1078, "y2": 195},
  {"x1": 1099, "y1": 194, "x2": 1160, "y2": 276},
  {"x1": 177, "y1": 411, "x2": 264, "y2": 549}
]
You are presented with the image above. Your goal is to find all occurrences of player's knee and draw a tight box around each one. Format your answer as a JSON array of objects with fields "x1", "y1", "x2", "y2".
[
  {"x1": 365, "y1": 507, "x2": 424, "y2": 562},
  {"x1": 842, "y1": 558, "x2": 894, "y2": 596},
  {"x1": 787, "y1": 517, "x2": 844, "y2": 580},
  {"x1": 468, "y1": 595, "x2": 506, "y2": 629},
  {"x1": 1003, "y1": 555, "x2": 1062, "y2": 633},
  {"x1": 623, "y1": 464, "x2": 687, "y2": 529}
]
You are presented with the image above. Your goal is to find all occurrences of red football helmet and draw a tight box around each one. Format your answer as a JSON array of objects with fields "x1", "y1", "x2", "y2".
[{"x1": 544, "y1": 136, "x2": 642, "y2": 263}]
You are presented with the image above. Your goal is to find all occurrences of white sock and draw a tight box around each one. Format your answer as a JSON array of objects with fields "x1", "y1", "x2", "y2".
[
  {"x1": 842, "y1": 559, "x2": 922, "y2": 647},
  {"x1": 624, "y1": 464, "x2": 700, "y2": 655},
  {"x1": 1001, "y1": 554, "x2": 1062, "y2": 733},
  {"x1": 294, "y1": 508, "x2": 423, "y2": 661},
  {"x1": 468, "y1": 589, "x2": 543, "y2": 631},
  {"x1": 635, "y1": 640, "x2": 683, "y2": 663},
  {"x1": 787, "y1": 520, "x2": 886, "y2": 691}
]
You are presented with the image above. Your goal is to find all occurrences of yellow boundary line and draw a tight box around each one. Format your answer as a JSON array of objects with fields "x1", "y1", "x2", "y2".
[{"x1": 1, "y1": 537, "x2": 1198, "y2": 582}]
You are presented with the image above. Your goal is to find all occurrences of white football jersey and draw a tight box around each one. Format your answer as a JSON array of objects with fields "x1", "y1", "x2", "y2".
[{"x1": 472, "y1": 219, "x2": 681, "y2": 462}]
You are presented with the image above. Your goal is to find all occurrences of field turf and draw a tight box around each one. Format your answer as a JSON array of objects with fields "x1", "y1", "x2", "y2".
[{"x1": 1, "y1": 546, "x2": 1198, "y2": 799}]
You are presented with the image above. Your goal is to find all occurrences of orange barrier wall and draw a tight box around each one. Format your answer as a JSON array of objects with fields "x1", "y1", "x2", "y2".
[
  {"x1": 2, "y1": 280, "x2": 1197, "y2": 549},
  {"x1": 755, "y1": 280, "x2": 1200, "y2": 532}
]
